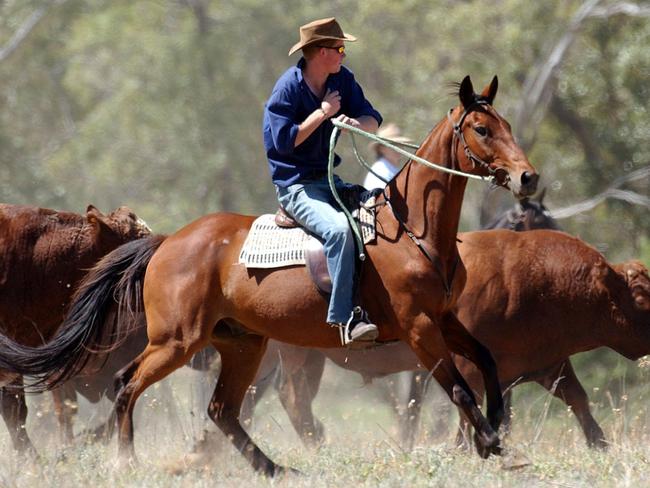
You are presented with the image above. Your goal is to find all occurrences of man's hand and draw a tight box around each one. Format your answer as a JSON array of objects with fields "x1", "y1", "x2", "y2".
[
  {"x1": 321, "y1": 89, "x2": 341, "y2": 118},
  {"x1": 334, "y1": 114, "x2": 362, "y2": 130}
]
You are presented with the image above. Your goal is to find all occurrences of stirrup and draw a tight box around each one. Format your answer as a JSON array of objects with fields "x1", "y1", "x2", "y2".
[{"x1": 332, "y1": 307, "x2": 378, "y2": 347}]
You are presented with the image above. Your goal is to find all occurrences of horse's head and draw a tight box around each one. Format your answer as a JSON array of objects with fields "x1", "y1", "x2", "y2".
[
  {"x1": 450, "y1": 76, "x2": 538, "y2": 198},
  {"x1": 514, "y1": 190, "x2": 560, "y2": 231},
  {"x1": 86, "y1": 205, "x2": 152, "y2": 244}
]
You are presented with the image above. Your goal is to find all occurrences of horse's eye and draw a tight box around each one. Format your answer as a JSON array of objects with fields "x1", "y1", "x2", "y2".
[{"x1": 474, "y1": 126, "x2": 488, "y2": 137}]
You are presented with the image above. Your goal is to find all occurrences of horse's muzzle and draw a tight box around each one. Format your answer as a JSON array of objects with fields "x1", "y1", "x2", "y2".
[
  {"x1": 519, "y1": 171, "x2": 539, "y2": 197},
  {"x1": 506, "y1": 169, "x2": 538, "y2": 198}
]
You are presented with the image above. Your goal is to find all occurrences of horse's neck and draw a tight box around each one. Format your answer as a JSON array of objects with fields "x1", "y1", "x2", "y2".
[{"x1": 385, "y1": 121, "x2": 466, "y2": 259}]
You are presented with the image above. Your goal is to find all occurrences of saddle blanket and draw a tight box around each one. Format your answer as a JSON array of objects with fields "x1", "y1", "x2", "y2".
[{"x1": 238, "y1": 198, "x2": 376, "y2": 269}]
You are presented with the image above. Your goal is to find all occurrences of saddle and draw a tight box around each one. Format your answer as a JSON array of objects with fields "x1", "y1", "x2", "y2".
[{"x1": 239, "y1": 185, "x2": 381, "y2": 295}]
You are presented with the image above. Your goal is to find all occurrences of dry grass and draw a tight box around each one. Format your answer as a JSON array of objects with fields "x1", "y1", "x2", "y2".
[{"x1": 2, "y1": 361, "x2": 650, "y2": 487}]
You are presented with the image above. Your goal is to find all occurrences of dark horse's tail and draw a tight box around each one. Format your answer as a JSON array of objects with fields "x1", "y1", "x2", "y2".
[{"x1": 0, "y1": 234, "x2": 166, "y2": 391}]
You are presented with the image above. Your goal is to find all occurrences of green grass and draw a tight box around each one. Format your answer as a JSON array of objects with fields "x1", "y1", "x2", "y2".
[{"x1": 2, "y1": 358, "x2": 650, "y2": 487}]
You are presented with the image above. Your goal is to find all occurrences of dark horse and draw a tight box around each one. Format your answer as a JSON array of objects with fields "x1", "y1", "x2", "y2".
[
  {"x1": 0, "y1": 77, "x2": 537, "y2": 475},
  {"x1": 0, "y1": 204, "x2": 150, "y2": 452},
  {"x1": 482, "y1": 189, "x2": 559, "y2": 231}
]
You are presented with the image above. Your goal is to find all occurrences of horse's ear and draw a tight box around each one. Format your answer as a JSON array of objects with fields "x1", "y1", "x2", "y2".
[
  {"x1": 480, "y1": 75, "x2": 498, "y2": 105},
  {"x1": 459, "y1": 75, "x2": 475, "y2": 109},
  {"x1": 537, "y1": 187, "x2": 547, "y2": 204}
]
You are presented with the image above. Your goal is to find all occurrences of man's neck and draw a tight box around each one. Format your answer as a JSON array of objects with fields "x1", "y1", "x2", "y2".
[{"x1": 302, "y1": 60, "x2": 329, "y2": 99}]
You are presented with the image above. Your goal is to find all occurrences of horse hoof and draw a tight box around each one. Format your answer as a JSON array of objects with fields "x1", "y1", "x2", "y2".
[
  {"x1": 589, "y1": 437, "x2": 609, "y2": 450},
  {"x1": 473, "y1": 431, "x2": 500, "y2": 459}
]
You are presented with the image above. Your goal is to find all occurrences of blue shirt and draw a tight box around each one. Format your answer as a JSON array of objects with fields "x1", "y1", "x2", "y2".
[{"x1": 263, "y1": 58, "x2": 382, "y2": 187}]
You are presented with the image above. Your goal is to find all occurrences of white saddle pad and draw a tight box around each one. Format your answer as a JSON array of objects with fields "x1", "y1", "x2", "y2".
[{"x1": 238, "y1": 199, "x2": 376, "y2": 269}]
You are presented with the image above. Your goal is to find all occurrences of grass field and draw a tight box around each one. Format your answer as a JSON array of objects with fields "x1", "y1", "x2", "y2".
[{"x1": 1, "y1": 351, "x2": 650, "y2": 487}]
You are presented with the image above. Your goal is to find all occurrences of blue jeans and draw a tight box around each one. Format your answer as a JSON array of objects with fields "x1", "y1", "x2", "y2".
[{"x1": 276, "y1": 177, "x2": 355, "y2": 324}]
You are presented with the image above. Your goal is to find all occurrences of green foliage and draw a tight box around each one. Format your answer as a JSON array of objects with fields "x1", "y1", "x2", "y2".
[{"x1": 0, "y1": 0, "x2": 647, "y2": 248}]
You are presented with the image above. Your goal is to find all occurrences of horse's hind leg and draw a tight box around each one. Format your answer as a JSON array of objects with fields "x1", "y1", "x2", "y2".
[
  {"x1": 537, "y1": 360, "x2": 607, "y2": 449},
  {"x1": 0, "y1": 376, "x2": 35, "y2": 454},
  {"x1": 51, "y1": 383, "x2": 77, "y2": 446},
  {"x1": 208, "y1": 334, "x2": 291, "y2": 477},
  {"x1": 276, "y1": 346, "x2": 326, "y2": 448},
  {"x1": 440, "y1": 312, "x2": 504, "y2": 433},
  {"x1": 114, "y1": 340, "x2": 204, "y2": 463},
  {"x1": 397, "y1": 371, "x2": 430, "y2": 449}
]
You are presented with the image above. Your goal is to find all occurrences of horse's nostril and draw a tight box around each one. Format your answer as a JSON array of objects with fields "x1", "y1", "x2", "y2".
[{"x1": 521, "y1": 171, "x2": 538, "y2": 190}]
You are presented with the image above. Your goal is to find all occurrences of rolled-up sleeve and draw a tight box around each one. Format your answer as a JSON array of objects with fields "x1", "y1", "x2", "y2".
[
  {"x1": 344, "y1": 74, "x2": 383, "y2": 127},
  {"x1": 266, "y1": 89, "x2": 299, "y2": 155}
]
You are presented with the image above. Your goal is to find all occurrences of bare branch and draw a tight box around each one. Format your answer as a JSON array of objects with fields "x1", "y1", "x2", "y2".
[
  {"x1": 515, "y1": 1, "x2": 650, "y2": 151},
  {"x1": 0, "y1": 7, "x2": 47, "y2": 63},
  {"x1": 0, "y1": 1, "x2": 68, "y2": 63},
  {"x1": 515, "y1": 0, "x2": 604, "y2": 150},
  {"x1": 550, "y1": 166, "x2": 650, "y2": 218},
  {"x1": 589, "y1": 2, "x2": 650, "y2": 17}
]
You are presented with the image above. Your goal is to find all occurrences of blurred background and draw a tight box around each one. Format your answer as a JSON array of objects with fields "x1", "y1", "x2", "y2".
[
  {"x1": 1, "y1": 0, "x2": 648, "y2": 261},
  {"x1": 1, "y1": 0, "x2": 650, "y2": 467}
]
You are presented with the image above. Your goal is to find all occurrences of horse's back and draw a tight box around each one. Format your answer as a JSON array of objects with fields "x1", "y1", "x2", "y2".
[{"x1": 459, "y1": 228, "x2": 610, "y2": 289}]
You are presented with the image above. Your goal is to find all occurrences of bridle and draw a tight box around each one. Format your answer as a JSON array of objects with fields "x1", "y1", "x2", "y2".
[
  {"x1": 381, "y1": 100, "x2": 504, "y2": 297},
  {"x1": 447, "y1": 100, "x2": 510, "y2": 187}
]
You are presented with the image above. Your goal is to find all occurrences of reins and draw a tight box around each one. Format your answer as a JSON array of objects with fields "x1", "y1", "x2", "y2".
[{"x1": 327, "y1": 101, "x2": 497, "y2": 263}]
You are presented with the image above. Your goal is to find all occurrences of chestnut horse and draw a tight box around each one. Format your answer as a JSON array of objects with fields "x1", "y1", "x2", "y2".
[
  {"x1": 0, "y1": 203, "x2": 150, "y2": 452},
  {"x1": 0, "y1": 76, "x2": 538, "y2": 474},
  {"x1": 232, "y1": 191, "x2": 561, "y2": 449}
]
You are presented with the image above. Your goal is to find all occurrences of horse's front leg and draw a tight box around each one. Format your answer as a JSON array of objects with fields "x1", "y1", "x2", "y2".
[
  {"x1": 439, "y1": 312, "x2": 504, "y2": 434},
  {"x1": 405, "y1": 317, "x2": 500, "y2": 458}
]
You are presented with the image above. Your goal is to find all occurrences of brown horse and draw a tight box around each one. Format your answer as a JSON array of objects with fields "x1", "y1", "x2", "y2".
[
  {"x1": 452, "y1": 231, "x2": 649, "y2": 448},
  {"x1": 0, "y1": 76, "x2": 538, "y2": 475},
  {"x1": 247, "y1": 230, "x2": 649, "y2": 451},
  {"x1": 0, "y1": 203, "x2": 150, "y2": 452},
  {"x1": 230, "y1": 191, "x2": 561, "y2": 449}
]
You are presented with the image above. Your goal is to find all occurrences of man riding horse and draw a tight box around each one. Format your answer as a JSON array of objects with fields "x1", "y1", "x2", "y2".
[{"x1": 263, "y1": 17, "x2": 382, "y2": 346}]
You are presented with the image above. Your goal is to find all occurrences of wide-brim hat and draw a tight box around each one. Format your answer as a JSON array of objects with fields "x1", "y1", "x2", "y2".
[
  {"x1": 369, "y1": 123, "x2": 413, "y2": 152},
  {"x1": 288, "y1": 17, "x2": 357, "y2": 56}
]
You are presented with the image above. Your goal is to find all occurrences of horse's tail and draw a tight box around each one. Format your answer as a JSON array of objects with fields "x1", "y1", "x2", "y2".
[{"x1": 0, "y1": 234, "x2": 166, "y2": 391}]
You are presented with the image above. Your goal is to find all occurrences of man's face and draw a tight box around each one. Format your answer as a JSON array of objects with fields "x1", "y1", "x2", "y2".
[{"x1": 321, "y1": 43, "x2": 346, "y2": 74}]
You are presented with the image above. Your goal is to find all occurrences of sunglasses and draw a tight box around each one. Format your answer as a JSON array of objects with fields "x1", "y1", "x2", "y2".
[{"x1": 316, "y1": 45, "x2": 345, "y2": 54}]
